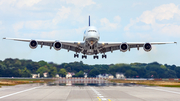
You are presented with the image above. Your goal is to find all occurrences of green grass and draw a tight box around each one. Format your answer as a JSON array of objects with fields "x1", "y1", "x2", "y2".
[
  {"x1": 0, "y1": 84, "x2": 15, "y2": 86},
  {"x1": 159, "y1": 85, "x2": 180, "y2": 87},
  {"x1": 0, "y1": 78, "x2": 54, "y2": 87},
  {"x1": 0, "y1": 79, "x2": 44, "y2": 81}
]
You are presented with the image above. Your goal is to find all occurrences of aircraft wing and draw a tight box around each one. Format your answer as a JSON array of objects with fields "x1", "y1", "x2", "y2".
[
  {"x1": 98, "y1": 42, "x2": 177, "y2": 53},
  {"x1": 3, "y1": 38, "x2": 84, "y2": 53}
]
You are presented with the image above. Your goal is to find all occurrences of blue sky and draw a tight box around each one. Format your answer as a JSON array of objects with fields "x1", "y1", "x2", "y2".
[{"x1": 0, "y1": 0, "x2": 179, "y2": 65}]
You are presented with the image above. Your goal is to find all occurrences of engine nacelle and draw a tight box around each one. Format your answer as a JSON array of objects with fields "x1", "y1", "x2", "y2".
[
  {"x1": 29, "y1": 40, "x2": 38, "y2": 49},
  {"x1": 120, "y1": 43, "x2": 128, "y2": 52},
  {"x1": 143, "y1": 43, "x2": 152, "y2": 52},
  {"x1": 53, "y1": 41, "x2": 62, "y2": 51}
]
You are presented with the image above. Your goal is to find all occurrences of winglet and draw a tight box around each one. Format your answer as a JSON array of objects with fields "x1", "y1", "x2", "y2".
[
  {"x1": 3, "y1": 37, "x2": 6, "y2": 39},
  {"x1": 89, "y1": 15, "x2": 90, "y2": 26},
  {"x1": 174, "y1": 42, "x2": 177, "y2": 44}
]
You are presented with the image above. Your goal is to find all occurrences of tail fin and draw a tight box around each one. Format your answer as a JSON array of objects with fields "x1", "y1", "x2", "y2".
[{"x1": 89, "y1": 15, "x2": 90, "y2": 26}]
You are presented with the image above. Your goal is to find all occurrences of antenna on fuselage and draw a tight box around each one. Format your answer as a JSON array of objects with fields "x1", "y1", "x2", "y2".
[{"x1": 89, "y1": 15, "x2": 90, "y2": 26}]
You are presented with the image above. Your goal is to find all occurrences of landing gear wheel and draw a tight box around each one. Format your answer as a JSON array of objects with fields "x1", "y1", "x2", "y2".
[
  {"x1": 105, "y1": 55, "x2": 107, "y2": 58},
  {"x1": 82, "y1": 55, "x2": 87, "y2": 59},
  {"x1": 93, "y1": 55, "x2": 99, "y2": 59},
  {"x1": 74, "y1": 54, "x2": 79, "y2": 58},
  {"x1": 102, "y1": 54, "x2": 107, "y2": 59}
]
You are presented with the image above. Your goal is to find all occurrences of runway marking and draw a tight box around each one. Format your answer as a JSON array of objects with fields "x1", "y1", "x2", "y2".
[
  {"x1": 0, "y1": 86, "x2": 43, "y2": 99},
  {"x1": 146, "y1": 87, "x2": 180, "y2": 95},
  {"x1": 101, "y1": 98, "x2": 107, "y2": 100},
  {"x1": 97, "y1": 97, "x2": 101, "y2": 101},
  {"x1": 90, "y1": 87, "x2": 111, "y2": 101}
]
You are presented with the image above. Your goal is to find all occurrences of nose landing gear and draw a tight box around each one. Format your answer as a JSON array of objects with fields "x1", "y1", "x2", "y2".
[{"x1": 93, "y1": 55, "x2": 99, "y2": 59}]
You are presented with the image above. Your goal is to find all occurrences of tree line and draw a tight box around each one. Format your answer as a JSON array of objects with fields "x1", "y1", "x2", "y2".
[{"x1": 0, "y1": 58, "x2": 180, "y2": 78}]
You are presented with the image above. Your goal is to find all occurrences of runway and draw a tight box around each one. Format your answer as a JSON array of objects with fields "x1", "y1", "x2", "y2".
[{"x1": 0, "y1": 79, "x2": 180, "y2": 101}]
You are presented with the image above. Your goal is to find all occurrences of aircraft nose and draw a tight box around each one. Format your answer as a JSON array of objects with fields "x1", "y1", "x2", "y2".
[{"x1": 87, "y1": 32, "x2": 98, "y2": 38}]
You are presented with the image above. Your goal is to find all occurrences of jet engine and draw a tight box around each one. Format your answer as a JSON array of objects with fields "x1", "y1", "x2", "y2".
[
  {"x1": 143, "y1": 43, "x2": 152, "y2": 52},
  {"x1": 29, "y1": 40, "x2": 38, "y2": 49},
  {"x1": 120, "y1": 43, "x2": 128, "y2": 52},
  {"x1": 53, "y1": 41, "x2": 62, "y2": 51}
]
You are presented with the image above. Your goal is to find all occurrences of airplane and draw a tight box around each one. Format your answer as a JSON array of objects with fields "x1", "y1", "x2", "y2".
[{"x1": 3, "y1": 16, "x2": 177, "y2": 59}]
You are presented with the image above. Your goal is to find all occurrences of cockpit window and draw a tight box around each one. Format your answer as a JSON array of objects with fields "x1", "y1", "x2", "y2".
[{"x1": 88, "y1": 30, "x2": 97, "y2": 32}]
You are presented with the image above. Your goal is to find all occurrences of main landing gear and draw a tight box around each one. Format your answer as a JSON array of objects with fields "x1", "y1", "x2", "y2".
[
  {"x1": 93, "y1": 55, "x2": 99, "y2": 59},
  {"x1": 74, "y1": 54, "x2": 107, "y2": 59},
  {"x1": 102, "y1": 54, "x2": 107, "y2": 59},
  {"x1": 93, "y1": 54, "x2": 107, "y2": 59},
  {"x1": 74, "y1": 54, "x2": 79, "y2": 58},
  {"x1": 82, "y1": 55, "x2": 87, "y2": 59}
]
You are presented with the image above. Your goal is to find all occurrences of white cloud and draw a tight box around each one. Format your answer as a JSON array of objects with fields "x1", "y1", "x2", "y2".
[
  {"x1": 13, "y1": 22, "x2": 24, "y2": 32},
  {"x1": 20, "y1": 26, "x2": 86, "y2": 40},
  {"x1": 61, "y1": 0, "x2": 96, "y2": 7},
  {"x1": 100, "y1": 16, "x2": 121, "y2": 30},
  {"x1": 16, "y1": 0, "x2": 42, "y2": 8},
  {"x1": 124, "y1": 32, "x2": 153, "y2": 41},
  {"x1": 0, "y1": 0, "x2": 41, "y2": 8},
  {"x1": 124, "y1": 3, "x2": 180, "y2": 37},
  {"x1": 139, "y1": 3, "x2": 179, "y2": 24},
  {"x1": 52, "y1": 6, "x2": 71, "y2": 24},
  {"x1": 13, "y1": 20, "x2": 55, "y2": 31},
  {"x1": 124, "y1": 18, "x2": 138, "y2": 31},
  {"x1": 39, "y1": 27, "x2": 86, "y2": 39},
  {"x1": 12, "y1": 20, "x2": 86, "y2": 39},
  {"x1": 25, "y1": 20, "x2": 55, "y2": 30},
  {"x1": 75, "y1": 26, "x2": 87, "y2": 34},
  {"x1": 12, "y1": 20, "x2": 55, "y2": 37},
  {"x1": 0, "y1": 0, "x2": 16, "y2": 5},
  {"x1": 160, "y1": 24, "x2": 180, "y2": 36},
  {"x1": 114, "y1": 16, "x2": 121, "y2": 22},
  {"x1": 132, "y1": 2, "x2": 143, "y2": 7}
]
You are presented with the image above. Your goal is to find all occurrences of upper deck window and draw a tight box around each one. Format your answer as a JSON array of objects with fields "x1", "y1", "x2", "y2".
[{"x1": 88, "y1": 30, "x2": 97, "y2": 32}]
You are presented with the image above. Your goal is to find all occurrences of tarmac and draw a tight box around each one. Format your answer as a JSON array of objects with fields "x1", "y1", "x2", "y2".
[{"x1": 0, "y1": 78, "x2": 180, "y2": 101}]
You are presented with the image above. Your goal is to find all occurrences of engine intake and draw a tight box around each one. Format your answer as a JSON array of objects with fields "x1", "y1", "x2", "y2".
[
  {"x1": 143, "y1": 43, "x2": 152, "y2": 52},
  {"x1": 120, "y1": 43, "x2": 128, "y2": 52},
  {"x1": 29, "y1": 40, "x2": 38, "y2": 49},
  {"x1": 53, "y1": 41, "x2": 62, "y2": 51}
]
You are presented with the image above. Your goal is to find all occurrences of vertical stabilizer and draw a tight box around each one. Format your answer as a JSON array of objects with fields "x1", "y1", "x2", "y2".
[{"x1": 89, "y1": 15, "x2": 90, "y2": 26}]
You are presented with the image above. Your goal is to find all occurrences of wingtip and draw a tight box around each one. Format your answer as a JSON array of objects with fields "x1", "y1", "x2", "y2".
[
  {"x1": 3, "y1": 37, "x2": 6, "y2": 39},
  {"x1": 174, "y1": 42, "x2": 177, "y2": 44}
]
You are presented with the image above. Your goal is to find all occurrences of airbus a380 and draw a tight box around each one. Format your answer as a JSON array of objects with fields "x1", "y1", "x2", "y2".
[{"x1": 3, "y1": 16, "x2": 177, "y2": 59}]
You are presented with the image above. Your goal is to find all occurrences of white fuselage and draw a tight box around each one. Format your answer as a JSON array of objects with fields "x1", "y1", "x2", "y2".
[{"x1": 83, "y1": 26, "x2": 100, "y2": 55}]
